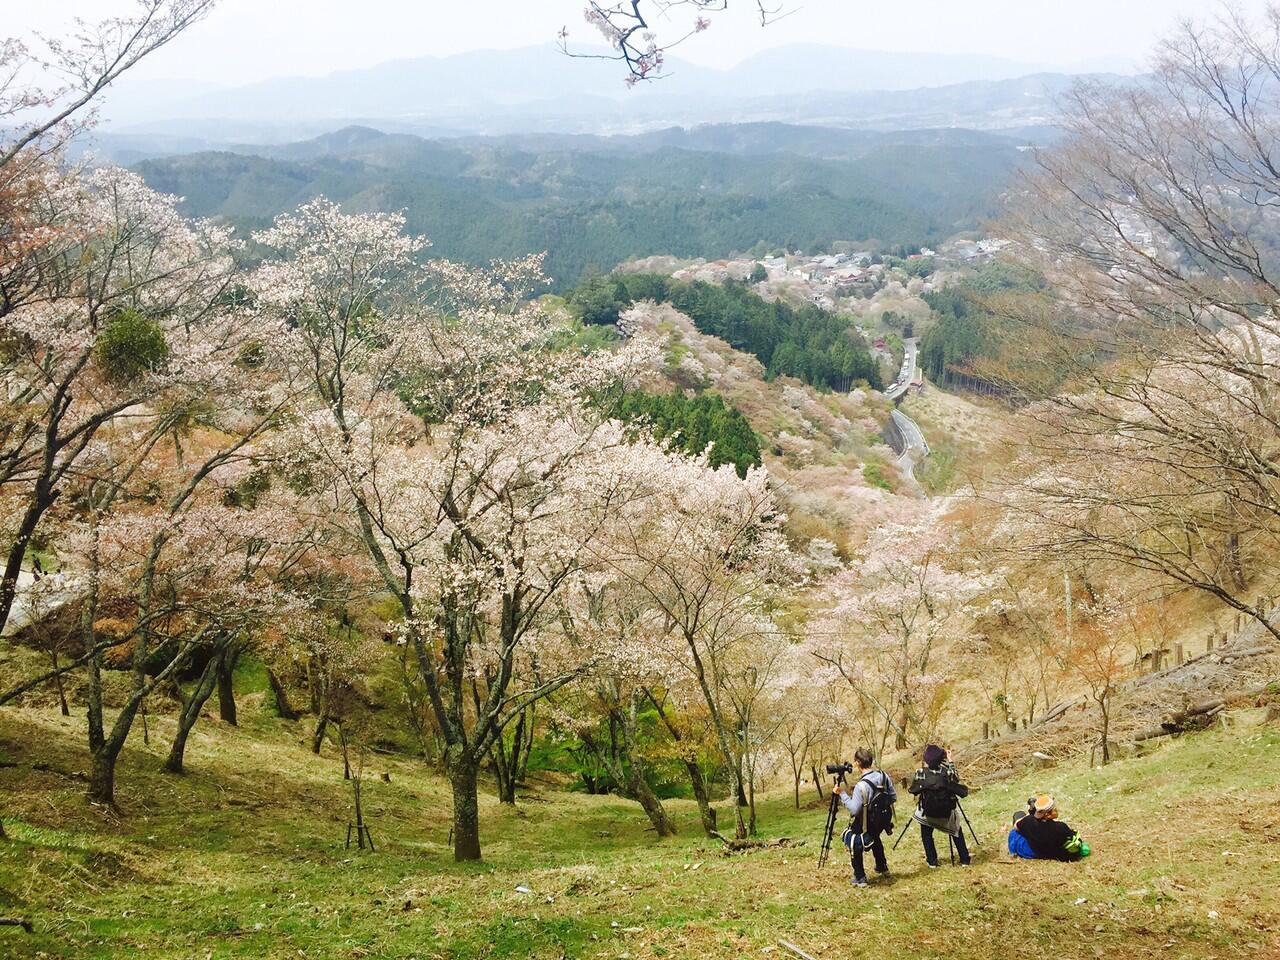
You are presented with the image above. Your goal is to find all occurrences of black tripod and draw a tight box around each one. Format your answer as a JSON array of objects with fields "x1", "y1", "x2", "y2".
[
  {"x1": 893, "y1": 799, "x2": 982, "y2": 852},
  {"x1": 817, "y1": 768, "x2": 849, "y2": 870}
]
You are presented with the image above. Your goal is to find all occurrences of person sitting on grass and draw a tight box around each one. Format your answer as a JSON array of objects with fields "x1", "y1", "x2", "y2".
[
  {"x1": 908, "y1": 743, "x2": 971, "y2": 868},
  {"x1": 1008, "y1": 795, "x2": 1090, "y2": 861}
]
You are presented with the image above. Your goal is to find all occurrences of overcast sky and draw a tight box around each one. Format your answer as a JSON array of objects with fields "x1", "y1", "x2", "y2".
[{"x1": 11, "y1": 0, "x2": 1266, "y2": 86}]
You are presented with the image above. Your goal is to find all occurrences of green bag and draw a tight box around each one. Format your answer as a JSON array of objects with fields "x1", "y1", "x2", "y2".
[{"x1": 1064, "y1": 833, "x2": 1091, "y2": 858}]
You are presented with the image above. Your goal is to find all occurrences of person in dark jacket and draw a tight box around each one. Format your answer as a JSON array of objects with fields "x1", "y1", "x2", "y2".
[
  {"x1": 1009, "y1": 795, "x2": 1090, "y2": 861},
  {"x1": 908, "y1": 744, "x2": 971, "y2": 867}
]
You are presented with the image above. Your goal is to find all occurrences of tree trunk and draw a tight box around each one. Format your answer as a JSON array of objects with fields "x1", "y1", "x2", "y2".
[
  {"x1": 612, "y1": 695, "x2": 676, "y2": 838},
  {"x1": 0, "y1": 487, "x2": 54, "y2": 638},
  {"x1": 645, "y1": 688, "x2": 716, "y2": 837},
  {"x1": 216, "y1": 649, "x2": 238, "y2": 725},
  {"x1": 312, "y1": 715, "x2": 328, "y2": 755},
  {"x1": 629, "y1": 770, "x2": 677, "y2": 837},
  {"x1": 1098, "y1": 692, "x2": 1112, "y2": 765},
  {"x1": 88, "y1": 744, "x2": 120, "y2": 806},
  {"x1": 686, "y1": 760, "x2": 717, "y2": 836},
  {"x1": 166, "y1": 653, "x2": 222, "y2": 775},
  {"x1": 446, "y1": 751, "x2": 482, "y2": 862},
  {"x1": 812, "y1": 764, "x2": 824, "y2": 801},
  {"x1": 266, "y1": 669, "x2": 301, "y2": 720},
  {"x1": 87, "y1": 668, "x2": 155, "y2": 806},
  {"x1": 489, "y1": 709, "x2": 527, "y2": 805},
  {"x1": 49, "y1": 647, "x2": 69, "y2": 717},
  {"x1": 1226, "y1": 530, "x2": 1246, "y2": 590}
]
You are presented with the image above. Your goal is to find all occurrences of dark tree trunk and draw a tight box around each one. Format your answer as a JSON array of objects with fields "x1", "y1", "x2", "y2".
[
  {"x1": 812, "y1": 764, "x2": 824, "y2": 801},
  {"x1": 312, "y1": 715, "x2": 328, "y2": 755},
  {"x1": 266, "y1": 669, "x2": 301, "y2": 720},
  {"x1": 0, "y1": 487, "x2": 54, "y2": 638},
  {"x1": 685, "y1": 760, "x2": 717, "y2": 837},
  {"x1": 589, "y1": 696, "x2": 677, "y2": 839},
  {"x1": 88, "y1": 744, "x2": 120, "y2": 805},
  {"x1": 630, "y1": 770, "x2": 677, "y2": 837},
  {"x1": 87, "y1": 667, "x2": 156, "y2": 806},
  {"x1": 49, "y1": 647, "x2": 70, "y2": 717},
  {"x1": 216, "y1": 649, "x2": 238, "y2": 725},
  {"x1": 165, "y1": 653, "x2": 222, "y2": 775},
  {"x1": 1226, "y1": 532, "x2": 1246, "y2": 590},
  {"x1": 446, "y1": 751, "x2": 482, "y2": 862},
  {"x1": 489, "y1": 709, "x2": 529, "y2": 805},
  {"x1": 646, "y1": 689, "x2": 716, "y2": 837}
]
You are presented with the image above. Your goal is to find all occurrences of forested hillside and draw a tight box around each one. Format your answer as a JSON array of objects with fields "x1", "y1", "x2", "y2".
[
  {"x1": 596, "y1": 273, "x2": 883, "y2": 392},
  {"x1": 133, "y1": 125, "x2": 1023, "y2": 288}
]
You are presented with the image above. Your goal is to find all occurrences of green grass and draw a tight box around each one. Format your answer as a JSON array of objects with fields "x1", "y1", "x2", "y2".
[{"x1": 0, "y1": 702, "x2": 1278, "y2": 959}]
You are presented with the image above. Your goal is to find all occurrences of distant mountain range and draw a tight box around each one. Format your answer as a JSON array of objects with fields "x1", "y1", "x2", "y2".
[
  {"x1": 92, "y1": 43, "x2": 1127, "y2": 146},
  {"x1": 131, "y1": 121, "x2": 1028, "y2": 288}
]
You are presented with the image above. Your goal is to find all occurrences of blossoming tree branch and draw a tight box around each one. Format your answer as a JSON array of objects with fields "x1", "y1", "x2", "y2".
[{"x1": 562, "y1": 0, "x2": 789, "y2": 83}]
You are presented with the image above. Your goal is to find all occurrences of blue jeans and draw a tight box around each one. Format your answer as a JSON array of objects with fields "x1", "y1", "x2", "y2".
[{"x1": 921, "y1": 823, "x2": 970, "y2": 865}]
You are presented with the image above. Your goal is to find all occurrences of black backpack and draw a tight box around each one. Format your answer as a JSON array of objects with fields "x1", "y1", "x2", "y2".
[
  {"x1": 918, "y1": 768, "x2": 956, "y2": 819},
  {"x1": 859, "y1": 771, "x2": 895, "y2": 837}
]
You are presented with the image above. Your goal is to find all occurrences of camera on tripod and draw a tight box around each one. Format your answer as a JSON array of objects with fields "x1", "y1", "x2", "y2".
[{"x1": 825, "y1": 762, "x2": 854, "y2": 776}]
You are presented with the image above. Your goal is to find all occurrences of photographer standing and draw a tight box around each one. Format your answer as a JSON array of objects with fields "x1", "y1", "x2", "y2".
[
  {"x1": 834, "y1": 748, "x2": 897, "y2": 887},
  {"x1": 908, "y1": 744, "x2": 971, "y2": 868}
]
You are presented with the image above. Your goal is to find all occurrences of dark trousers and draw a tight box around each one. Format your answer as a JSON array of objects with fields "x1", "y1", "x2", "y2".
[
  {"x1": 848, "y1": 832, "x2": 888, "y2": 880},
  {"x1": 921, "y1": 823, "x2": 970, "y2": 865}
]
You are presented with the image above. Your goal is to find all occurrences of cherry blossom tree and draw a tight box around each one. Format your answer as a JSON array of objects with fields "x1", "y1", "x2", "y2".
[
  {"x1": 553, "y1": 596, "x2": 680, "y2": 834},
  {"x1": 0, "y1": 167, "x2": 241, "y2": 645},
  {"x1": 0, "y1": 1, "x2": 217, "y2": 169},
  {"x1": 808, "y1": 505, "x2": 988, "y2": 755},
  {"x1": 595, "y1": 446, "x2": 797, "y2": 839},
  {"x1": 774, "y1": 671, "x2": 842, "y2": 809},
  {"x1": 250, "y1": 199, "x2": 661, "y2": 860}
]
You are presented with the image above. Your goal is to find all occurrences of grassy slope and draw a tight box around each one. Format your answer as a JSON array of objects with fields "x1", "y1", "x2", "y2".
[{"x1": 1, "y1": 697, "x2": 1277, "y2": 959}]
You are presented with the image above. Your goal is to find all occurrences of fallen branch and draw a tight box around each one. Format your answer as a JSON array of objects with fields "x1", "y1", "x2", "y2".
[
  {"x1": 709, "y1": 832, "x2": 803, "y2": 854},
  {"x1": 1037, "y1": 699, "x2": 1079, "y2": 725},
  {"x1": 1221, "y1": 646, "x2": 1274, "y2": 663},
  {"x1": 779, "y1": 939, "x2": 819, "y2": 960},
  {"x1": 1133, "y1": 683, "x2": 1277, "y2": 742},
  {"x1": 0, "y1": 918, "x2": 33, "y2": 933}
]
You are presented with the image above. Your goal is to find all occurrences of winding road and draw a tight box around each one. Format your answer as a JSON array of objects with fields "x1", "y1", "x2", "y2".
[{"x1": 880, "y1": 337, "x2": 930, "y2": 486}]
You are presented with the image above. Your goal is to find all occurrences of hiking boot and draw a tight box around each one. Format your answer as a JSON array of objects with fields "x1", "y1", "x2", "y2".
[{"x1": 852, "y1": 876, "x2": 868, "y2": 888}]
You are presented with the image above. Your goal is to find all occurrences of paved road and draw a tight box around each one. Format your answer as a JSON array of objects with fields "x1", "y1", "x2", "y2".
[
  {"x1": 891, "y1": 409, "x2": 928, "y2": 457},
  {"x1": 883, "y1": 337, "x2": 919, "y2": 402}
]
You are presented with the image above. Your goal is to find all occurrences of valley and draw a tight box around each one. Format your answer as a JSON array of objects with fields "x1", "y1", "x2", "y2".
[{"x1": 3, "y1": 5, "x2": 1279, "y2": 959}]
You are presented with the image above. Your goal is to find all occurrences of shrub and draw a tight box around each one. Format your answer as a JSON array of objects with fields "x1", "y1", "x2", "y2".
[{"x1": 95, "y1": 310, "x2": 169, "y2": 384}]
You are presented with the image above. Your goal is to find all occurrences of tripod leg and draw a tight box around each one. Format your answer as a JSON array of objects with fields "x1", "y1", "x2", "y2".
[
  {"x1": 957, "y1": 801, "x2": 982, "y2": 848},
  {"x1": 891, "y1": 815, "x2": 913, "y2": 851},
  {"x1": 819, "y1": 793, "x2": 839, "y2": 869}
]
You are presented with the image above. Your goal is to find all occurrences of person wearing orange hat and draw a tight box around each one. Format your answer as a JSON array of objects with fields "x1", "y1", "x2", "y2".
[{"x1": 1008, "y1": 795, "x2": 1090, "y2": 861}]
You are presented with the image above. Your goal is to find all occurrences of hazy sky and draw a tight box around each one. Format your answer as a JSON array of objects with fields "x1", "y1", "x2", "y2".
[{"x1": 11, "y1": 0, "x2": 1266, "y2": 86}]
